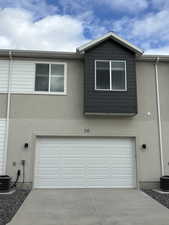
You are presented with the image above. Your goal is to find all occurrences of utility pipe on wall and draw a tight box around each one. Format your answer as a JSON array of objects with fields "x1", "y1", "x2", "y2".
[
  {"x1": 3, "y1": 51, "x2": 12, "y2": 174},
  {"x1": 154, "y1": 56, "x2": 164, "y2": 176}
]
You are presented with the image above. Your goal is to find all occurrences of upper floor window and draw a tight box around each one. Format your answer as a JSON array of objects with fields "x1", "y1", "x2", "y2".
[
  {"x1": 35, "y1": 63, "x2": 66, "y2": 94},
  {"x1": 95, "y1": 60, "x2": 127, "y2": 91}
]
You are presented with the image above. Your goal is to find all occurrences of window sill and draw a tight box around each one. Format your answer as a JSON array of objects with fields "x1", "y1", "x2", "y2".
[
  {"x1": 1, "y1": 92, "x2": 67, "y2": 96},
  {"x1": 94, "y1": 89, "x2": 127, "y2": 92},
  {"x1": 34, "y1": 91, "x2": 67, "y2": 96}
]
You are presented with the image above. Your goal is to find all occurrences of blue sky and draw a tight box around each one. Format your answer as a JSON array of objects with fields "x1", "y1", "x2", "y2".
[{"x1": 0, "y1": 0, "x2": 168, "y2": 54}]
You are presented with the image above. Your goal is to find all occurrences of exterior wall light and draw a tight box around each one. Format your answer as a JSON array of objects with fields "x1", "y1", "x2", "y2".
[
  {"x1": 142, "y1": 144, "x2": 146, "y2": 149},
  {"x1": 24, "y1": 143, "x2": 29, "y2": 149}
]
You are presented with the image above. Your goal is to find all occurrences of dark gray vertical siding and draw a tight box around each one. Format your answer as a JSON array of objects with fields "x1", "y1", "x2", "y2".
[{"x1": 84, "y1": 39, "x2": 137, "y2": 114}]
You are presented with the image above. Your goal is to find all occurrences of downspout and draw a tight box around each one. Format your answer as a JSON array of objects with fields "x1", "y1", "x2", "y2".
[
  {"x1": 154, "y1": 56, "x2": 164, "y2": 176},
  {"x1": 3, "y1": 51, "x2": 12, "y2": 174}
]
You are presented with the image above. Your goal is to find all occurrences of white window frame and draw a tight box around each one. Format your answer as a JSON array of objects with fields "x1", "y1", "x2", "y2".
[
  {"x1": 34, "y1": 62, "x2": 67, "y2": 95},
  {"x1": 95, "y1": 60, "x2": 127, "y2": 91}
]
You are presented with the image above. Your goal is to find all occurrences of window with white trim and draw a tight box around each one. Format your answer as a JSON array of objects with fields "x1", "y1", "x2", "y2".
[
  {"x1": 95, "y1": 60, "x2": 127, "y2": 91},
  {"x1": 35, "y1": 63, "x2": 66, "y2": 93}
]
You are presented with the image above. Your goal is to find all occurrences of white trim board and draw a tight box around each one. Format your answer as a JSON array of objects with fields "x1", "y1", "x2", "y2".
[
  {"x1": 34, "y1": 62, "x2": 67, "y2": 95},
  {"x1": 33, "y1": 137, "x2": 136, "y2": 188},
  {"x1": 94, "y1": 60, "x2": 127, "y2": 92},
  {"x1": 0, "y1": 119, "x2": 7, "y2": 175}
]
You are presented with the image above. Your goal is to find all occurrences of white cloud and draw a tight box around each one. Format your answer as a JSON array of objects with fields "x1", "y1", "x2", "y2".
[
  {"x1": 145, "y1": 46, "x2": 169, "y2": 55},
  {"x1": 0, "y1": 0, "x2": 58, "y2": 18},
  {"x1": 131, "y1": 10, "x2": 169, "y2": 38},
  {"x1": 0, "y1": 8, "x2": 89, "y2": 51},
  {"x1": 0, "y1": 1, "x2": 168, "y2": 54},
  {"x1": 111, "y1": 10, "x2": 169, "y2": 41},
  {"x1": 110, "y1": 9, "x2": 169, "y2": 54},
  {"x1": 150, "y1": 0, "x2": 169, "y2": 10}
]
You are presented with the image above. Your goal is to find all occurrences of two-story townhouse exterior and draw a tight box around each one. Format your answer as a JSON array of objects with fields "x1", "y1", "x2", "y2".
[{"x1": 0, "y1": 32, "x2": 169, "y2": 189}]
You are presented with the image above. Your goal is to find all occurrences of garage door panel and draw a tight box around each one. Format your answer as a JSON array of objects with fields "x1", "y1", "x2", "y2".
[
  {"x1": 111, "y1": 167, "x2": 133, "y2": 175},
  {"x1": 62, "y1": 158, "x2": 85, "y2": 164},
  {"x1": 37, "y1": 179, "x2": 86, "y2": 188},
  {"x1": 86, "y1": 178, "x2": 134, "y2": 188},
  {"x1": 86, "y1": 158, "x2": 110, "y2": 165},
  {"x1": 62, "y1": 167, "x2": 85, "y2": 176},
  {"x1": 34, "y1": 138, "x2": 136, "y2": 188},
  {"x1": 86, "y1": 167, "x2": 110, "y2": 177},
  {"x1": 59, "y1": 179, "x2": 86, "y2": 187}
]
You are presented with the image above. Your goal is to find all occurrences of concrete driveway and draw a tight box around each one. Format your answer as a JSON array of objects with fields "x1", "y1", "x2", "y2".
[{"x1": 8, "y1": 189, "x2": 169, "y2": 225}]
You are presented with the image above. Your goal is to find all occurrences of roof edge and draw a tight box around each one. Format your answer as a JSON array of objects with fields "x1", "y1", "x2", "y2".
[
  {"x1": 77, "y1": 32, "x2": 144, "y2": 55},
  {"x1": 1, "y1": 49, "x2": 169, "y2": 61},
  {"x1": 137, "y1": 54, "x2": 169, "y2": 62},
  {"x1": 0, "y1": 49, "x2": 82, "y2": 59}
]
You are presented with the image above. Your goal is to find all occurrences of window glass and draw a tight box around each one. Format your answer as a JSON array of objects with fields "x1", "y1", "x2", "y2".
[
  {"x1": 51, "y1": 64, "x2": 64, "y2": 75},
  {"x1": 111, "y1": 61, "x2": 125, "y2": 90},
  {"x1": 51, "y1": 76, "x2": 64, "y2": 92},
  {"x1": 111, "y1": 62, "x2": 125, "y2": 71},
  {"x1": 35, "y1": 64, "x2": 49, "y2": 91},
  {"x1": 35, "y1": 63, "x2": 65, "y2": 93},
  {"x1": 96, "y1": 61, "x2": 110, "y2": 89},
  {"x1": 50, "y1": 64, "x2": 64, "y2": 92},
  {"x1": 95, "y1": 61, "x2": 126, "y2": 91}
]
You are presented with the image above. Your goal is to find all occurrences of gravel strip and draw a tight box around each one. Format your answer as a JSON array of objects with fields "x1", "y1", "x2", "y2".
[
  {"x1": 143, "y1": 190, "x2": 169, "y2": 209},
  {"x1": 0, "y1": 189, "x2": 30, "y2": 225}
]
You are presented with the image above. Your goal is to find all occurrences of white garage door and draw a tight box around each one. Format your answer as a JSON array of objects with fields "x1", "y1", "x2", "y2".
[{"x1": 34, "y1": 137, "x2": 136, "y2": 188}]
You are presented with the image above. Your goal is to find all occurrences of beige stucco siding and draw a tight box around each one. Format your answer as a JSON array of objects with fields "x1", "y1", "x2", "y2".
[
  {"x1": 3, "y1": 59, "x2": 163, "y2": 186},
  {"x1": 136, "y1": 61, "x2": 160, "y2": 182},
  {"x1": 9, "y1": 59, "x2": 84, "y2": 119}
]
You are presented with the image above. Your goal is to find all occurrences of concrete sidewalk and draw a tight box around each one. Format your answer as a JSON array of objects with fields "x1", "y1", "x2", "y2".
[{"x1": 8, "y1": 189, "x2": 169, "y2": 225}]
